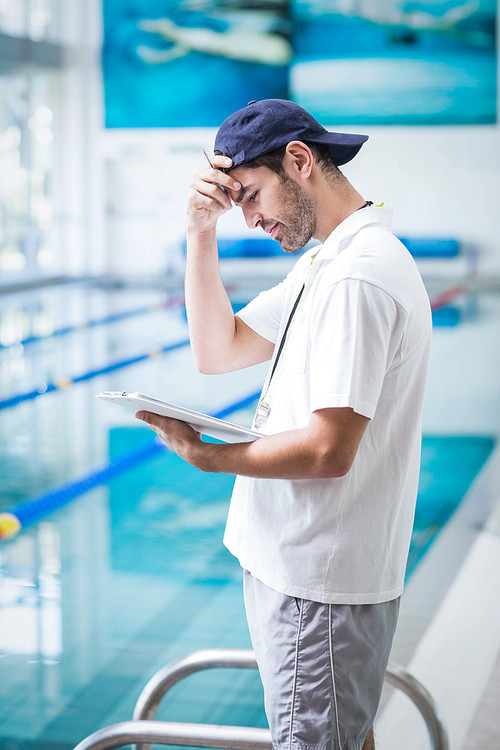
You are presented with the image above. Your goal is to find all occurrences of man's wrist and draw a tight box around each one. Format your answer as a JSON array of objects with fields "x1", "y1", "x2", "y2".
[
  {"x1": 188, "y1": 440, "x2": 219, "y2": 473},
  {"x1": 187, "y1": 439, "x2": 250, "y2": 476},
  {"x1": 186, "y1": 219, "x2": 218, "y2": 237}
]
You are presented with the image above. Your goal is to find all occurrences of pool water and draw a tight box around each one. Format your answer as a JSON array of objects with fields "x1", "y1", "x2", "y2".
[{"x1": 0, "y1": 283, "x2": 495, "y2": 749}]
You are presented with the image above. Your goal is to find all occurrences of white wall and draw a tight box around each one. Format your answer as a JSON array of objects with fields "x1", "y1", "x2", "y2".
[
  {"x1": 344, "y1": 124, "x2": 500, "y2": 278},
  {"x1": 102, "y1": 119, "x2": 500, "y2": 281}
]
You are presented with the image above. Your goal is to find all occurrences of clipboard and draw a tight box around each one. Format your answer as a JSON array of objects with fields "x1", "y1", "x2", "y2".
[{"x1": 95, "y1": 391, "x2": 262, "y2": 444}]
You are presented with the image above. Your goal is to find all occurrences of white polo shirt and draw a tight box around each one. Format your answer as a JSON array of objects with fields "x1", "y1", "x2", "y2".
[{"x1": 224, "y1": 205, "x2": 432, "y2": 604}]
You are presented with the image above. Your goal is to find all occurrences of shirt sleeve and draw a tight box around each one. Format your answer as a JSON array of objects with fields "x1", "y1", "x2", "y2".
[
  {"x1": 235, "y1": 280, "x2": 286, "y2": 344},
  {"x1": 236, "y1": 249, "x2": 319, "y2": 344},
  {"x1": 309, "y1": 278, "x2": 403, "y2": 419}
]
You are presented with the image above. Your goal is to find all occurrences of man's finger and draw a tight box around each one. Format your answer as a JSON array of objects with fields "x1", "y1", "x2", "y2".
[
  {"x1": 135, "y1": 411, "x2": 195, "y2": 437},
  {"x1": 211, "y1": 154, "x2": 233, "y2": 169},
  {"x1": 197, "y1": 170, "x2": 241, "y2": 201},
  {"x1": 135, "y1": 410, "x2": 172, "y2": 429},
  {"x1": 135, "y1": 410, "x2": 153, "y2": 423},
  {"x1": 191, "y1": 179, "x2": 233, "y2": 211}
]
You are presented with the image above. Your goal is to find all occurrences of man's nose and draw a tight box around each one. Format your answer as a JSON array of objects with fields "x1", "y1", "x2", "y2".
[{"x1": 242, "y1": 206, "x2": 262, "y2": 230}]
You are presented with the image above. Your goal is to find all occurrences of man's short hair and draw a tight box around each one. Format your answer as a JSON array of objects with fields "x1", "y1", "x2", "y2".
[{"x1": 219, "y1": 142, "x2": 345, "y2": 180}]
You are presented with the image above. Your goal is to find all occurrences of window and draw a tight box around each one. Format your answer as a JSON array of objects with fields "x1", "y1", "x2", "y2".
[{"x1": 0, "y1": 0, "x2": 101, "y2": 286}]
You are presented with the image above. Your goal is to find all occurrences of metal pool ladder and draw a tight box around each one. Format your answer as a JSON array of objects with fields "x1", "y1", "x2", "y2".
[{"x1": 73, "y1": 648, "x2": 449, "y2": 750}]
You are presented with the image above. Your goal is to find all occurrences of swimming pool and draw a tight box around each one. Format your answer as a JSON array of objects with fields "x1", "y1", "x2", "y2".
[{"x1": 0, "y1": 282, "x2": 495, "y2": 749}]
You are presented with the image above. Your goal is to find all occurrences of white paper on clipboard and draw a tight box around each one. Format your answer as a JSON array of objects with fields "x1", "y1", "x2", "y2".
[{"x1": 95, "y1": 391, "x2": 262, "y2": 444}]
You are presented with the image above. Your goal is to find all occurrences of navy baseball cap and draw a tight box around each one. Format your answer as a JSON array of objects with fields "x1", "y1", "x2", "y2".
[{"x1": 214, "y1": 99, "x2": 368, "y2": 168}]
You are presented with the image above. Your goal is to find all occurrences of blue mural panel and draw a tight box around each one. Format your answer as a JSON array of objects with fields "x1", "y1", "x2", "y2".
[
  {"x1": 290, "y1": 0, "x2": 497, "y2": 125},
  {"x1": 102, "y1": 0, "x2": 290, "y2": 127},
  {"x1": 102, "y1": 0, "x2": 497, "y2": 127}
]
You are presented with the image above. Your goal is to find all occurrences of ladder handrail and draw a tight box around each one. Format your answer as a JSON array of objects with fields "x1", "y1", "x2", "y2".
[
  {"x1": 132, "y1": 648, "x2": 448, "y2": 750},
  {"x1": 383, "y1": 661, "x2": 449, "y2": 749},
  {"x1": 73, "y1": 720, "x2": 271, "y2": 750},
  {"x1": 73, "y1": 648, "x2": 449, "y2": 750},
  {"x1": 133, "y1": 649, "x2": 257, "y2": 721}
]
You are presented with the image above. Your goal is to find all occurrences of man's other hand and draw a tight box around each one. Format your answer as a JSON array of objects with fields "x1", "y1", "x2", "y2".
[{"x1": 135, "y1": 410, "x2": 204, "y2": 465}]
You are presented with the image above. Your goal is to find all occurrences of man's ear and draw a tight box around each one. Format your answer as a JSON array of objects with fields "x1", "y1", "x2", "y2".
[{"x1": 285, "y1": 141, "x2": 313, "y2": 180}]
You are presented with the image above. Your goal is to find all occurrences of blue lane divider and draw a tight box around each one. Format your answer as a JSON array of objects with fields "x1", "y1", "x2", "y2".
[
  {"x1": 0, "y1": 339, "x2": 190, "y2": 411},
  {"x1": 0, "y1": 294, "x2": 186, "y2": 350},
  {"x1": 202, "y1": 236, "x2": 462, "y2": 260},
  {"x1": 0, "y1": 390, "x2": 261, "y2": 539},
  {"x1": 12, "y1": 441, "x2": 161, "y2": 528},
  {"x1": 398, "y1": 237, "x2": 460, "y2": 258}
]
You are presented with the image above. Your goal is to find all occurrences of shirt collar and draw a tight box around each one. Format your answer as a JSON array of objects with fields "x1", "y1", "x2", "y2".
[{"x1": 315, "y1": 205, "x2": 393, "y2": 261}]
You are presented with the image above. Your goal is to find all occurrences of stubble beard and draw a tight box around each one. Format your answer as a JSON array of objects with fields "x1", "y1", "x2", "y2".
[{"x1": 273, "y1": 174, "x2": 318, "y2": 254}]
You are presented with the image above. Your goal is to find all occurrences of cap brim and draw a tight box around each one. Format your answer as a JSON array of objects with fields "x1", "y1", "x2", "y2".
[{"x1": 308, "y1": 132, "x2": 369, "y2": 166}]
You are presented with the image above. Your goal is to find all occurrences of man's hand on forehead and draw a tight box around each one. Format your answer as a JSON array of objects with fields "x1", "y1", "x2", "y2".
[
  {"x1": 203, "y1": 154, "x2": 240, "y2": 208},
  {"x1": 209, "y1": 155, "x2": 254, "y2": 206},
  {"x1": 187, "y1": 153, "x2": 241, "y2": 230}
]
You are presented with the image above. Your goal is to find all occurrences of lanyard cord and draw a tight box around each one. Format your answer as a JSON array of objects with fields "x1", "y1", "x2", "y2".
[
  {"x1": 268, "y1": 282, "x2": 305, "y2": 385},
  {"x1": 253, "y1": 275, "x2": 310, "y2": 428},
  {"x1": 266, "y1": 247, "x2": 320, "y2": 388}
]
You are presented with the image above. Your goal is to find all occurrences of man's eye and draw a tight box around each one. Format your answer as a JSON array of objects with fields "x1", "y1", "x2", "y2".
[{"x1": 248, "y1": 191, "x2": 258, "y2": 202}]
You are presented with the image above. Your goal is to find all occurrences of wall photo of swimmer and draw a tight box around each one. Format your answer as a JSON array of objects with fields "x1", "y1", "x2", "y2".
[
  {"x1": 102, "y1": 0, "x2": 291, "y2": 127},
  {"x1": 103, "y1": 0, "x2": 496, "y2": 127}
]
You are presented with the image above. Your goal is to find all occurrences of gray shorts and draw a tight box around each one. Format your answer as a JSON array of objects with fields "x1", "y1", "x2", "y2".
[{"x1": 244, "y1": 571, "x2": 400, "y2": 750}]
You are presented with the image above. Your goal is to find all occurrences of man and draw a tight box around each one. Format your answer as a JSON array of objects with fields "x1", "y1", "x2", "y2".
[{"x1": 136, "y1": 99, "x2": 432, "y2": 750}]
